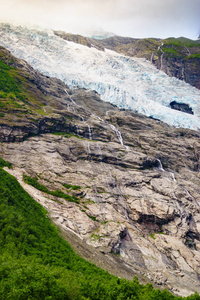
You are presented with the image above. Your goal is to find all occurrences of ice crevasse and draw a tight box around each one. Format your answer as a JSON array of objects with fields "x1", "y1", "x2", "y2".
[{"x1": 0, "y1": 23, "x2": 200, "y2": 130}]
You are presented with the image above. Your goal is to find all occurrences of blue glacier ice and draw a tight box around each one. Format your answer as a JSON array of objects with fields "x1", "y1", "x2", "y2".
[{"x1": 0, "y1": 23, "x2": 200, "y2": 130}]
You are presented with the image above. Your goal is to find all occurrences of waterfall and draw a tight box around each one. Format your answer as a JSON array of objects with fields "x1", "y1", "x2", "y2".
[
  {"x1": 156, "y1": 159, "x2": 176, "y2": 181},
  {"x1": 160, "y1": 53, "x2": 163, "y2": 71},
  {"x1": 64, "y1": 89, "x2": 78, "y2": 107},
  {"x1": 97, "y1": 143, "x2": 103, "y2": 161},
  {"x1": 179, "y1": 187, "x2": 200, "y2": 208},
  {"x1": 87, "y1": 125, "x2": 93, "y2": 140},
  {"x1": 156, "y1": 159, "x2": 165, "y2": 172},
  {"x1": 157, "y1": 42, "x2": 164, "y2": 71},
  {"x1": 109, "y1": 124, "x2": 124, "y2": 146},
  {"x1": 85, "y1": 125, "x2": 93, "y2": 155},
  {"x1": 64, "y1": 89, "x2": 127, "y2": 147},
  {"x1": 184, "y1": 46, "x2": 191, "y2": 56},
  {"x1": 156, "y1": 161, "x2": 198, "y2": 207},
  {"x1": 150, "y1": 52, "x2": 154, "y2": 63},
  {"x1": 182, "y1": 187, "x2": 199, "y2": 205},
  {"x1": 170, "y1": 172, "x2": 176, "y2": 182},
  {"x1": 63, "y1": 89, "x2": 128, "y2": 223},
  {"x1": 181, "y1": 63, "x2": 185, "y2": 81}
]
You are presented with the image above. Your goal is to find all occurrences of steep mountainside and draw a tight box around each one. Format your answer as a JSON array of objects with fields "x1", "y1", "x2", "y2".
[
  {"x1": 0, "y1": 45, "x2": 113, "y2": 142},
  {"x1": 55, "y1": 32, "x2": 200, "y2": 90},
  {"x1": 1, "y1": 45, "x2": 200, "y2": 297}
]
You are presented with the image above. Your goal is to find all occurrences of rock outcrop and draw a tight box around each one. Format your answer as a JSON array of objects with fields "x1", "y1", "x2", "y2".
[
  {"x1": 1, "y1": 45, "x2": 200, "y2": 297},
  {"x1": 54, "y1": 31, "x2": 104, "y2": 51}
]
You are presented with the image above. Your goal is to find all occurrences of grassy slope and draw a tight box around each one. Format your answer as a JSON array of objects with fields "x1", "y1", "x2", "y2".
[
  {"x1": 0, "y1": 47, "x2": 76, "y2": 142},
  {"x1": 0, "y1": 52, "x2": 47, "y2": 121},
  {"x1": 106, "y1": 37, "x2": 200, "y2": 61},
  {"x1": 0, "y1": 158, "x2": 200, "y2": 299},
  {"x1": 161, "y1": 38, "x2": 200, "y2": 57}
]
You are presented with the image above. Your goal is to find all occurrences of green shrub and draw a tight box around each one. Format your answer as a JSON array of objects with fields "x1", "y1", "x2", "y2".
[
  {"x1": 23, "y1": 174, "x2": 79, "y2": 203},
  {"x1": 63, "y1": 183, "x2": 81, "y2": 190},
  {"x1": 184, "y1": 54, "x2": 200, "y2": 60},
  {"x1": 0, "y1": 157, "x2": 12, "y2": 168}
]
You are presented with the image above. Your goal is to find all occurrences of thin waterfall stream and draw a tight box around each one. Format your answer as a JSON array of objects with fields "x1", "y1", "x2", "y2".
[
  {"x1": 63, "y1": 88, "x2": 132, "y2": 222},
  {"x1": 157, "y1": 42, "x2": 164, "y2": 71},
  {"x1": 156, "y1": 159, "x2": 176, "y2": 181},
  {"x1": 64, "y1": 89, "x2": 127, "y2": 148},
  {"x1": 156, "y1": 159, "x2": 199, "y2": 209}
]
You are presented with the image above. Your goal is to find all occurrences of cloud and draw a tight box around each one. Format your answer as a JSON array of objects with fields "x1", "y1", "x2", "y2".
[{"x1": 0, "y1": 0, "x2": 199, "y2": 39}]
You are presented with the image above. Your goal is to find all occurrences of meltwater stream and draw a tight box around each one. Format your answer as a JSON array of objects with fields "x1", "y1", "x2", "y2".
[
  {"x1": 64, "y1": 88, "x2": 125, "y2": 146},
  {"x1": 0, "y1": 23, "x2": 200, "y2": 130}
]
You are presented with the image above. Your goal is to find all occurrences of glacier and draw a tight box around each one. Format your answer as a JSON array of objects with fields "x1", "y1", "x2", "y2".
[{"x1": 0, "y1": 23, "x2": 200, "y2": 130}]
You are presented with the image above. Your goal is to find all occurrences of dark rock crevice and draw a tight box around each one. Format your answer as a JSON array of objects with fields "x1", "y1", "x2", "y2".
[{"x1": 170, "y1": 101, "x2": 194, "y2": 115}]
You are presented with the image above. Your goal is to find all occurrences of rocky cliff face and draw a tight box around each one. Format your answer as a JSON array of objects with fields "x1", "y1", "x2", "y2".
[
  {"x1": 152, "y1": 38, "x2": 200, "y2": 90},
  {"x1": 1, "y1": 47, "x2": 200, "y2": 297}
]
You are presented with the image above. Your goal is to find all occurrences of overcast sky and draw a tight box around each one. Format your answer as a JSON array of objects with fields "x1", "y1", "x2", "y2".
[{"x1": 0, "y1": 0, "x2": 200, "y2": 39}]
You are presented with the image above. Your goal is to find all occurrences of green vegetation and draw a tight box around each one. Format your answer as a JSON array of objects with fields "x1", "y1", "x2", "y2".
[
  {"x1": 163, "y1": 38, "x2": 183, "y2": 47},
  {"x1": 63, "y1": 183, "x2": 81, "y2": 190},
  {"x1": 0, "y1": 157, "x2": 12, "y2": 168},
  {"x1": 53, "y1": 132, "x2": 82, "y2": 139},
  {"x1": 0, "y1": 60, "x2": 27, "y2": 112},
  {"x1": 23, "y1": 174, "x2": 79, "y2": 203},
  {"x1": 0, "y1": 162, "x2": 200, "y2": 298},
  {"x1": 149, "y1": 232, "x2": 165, "y2": 239},
  {"x1": 150, "y1": 233, "x2": 156, "y2": 240},
  {"x1": 86, "y1": 214, "x2": 99, "y2": 222},
  {"x1": 0, "y1": 55, "x2": 46, "y2": 118},
  {"x1": 163, "y1": 38, "x2": 200, "y2": 48},
  {"x1": 184, "y1": 54, "x2": 200, "y2": 60},
  {"x1": 176, "y1": 37, "x2": 200, "y2": 47},
  {"x1": 96, "y1": 187, "x2": 106, "y2": 194},
  {"x1": 162, "y1": 47, "x2": 180, "y2": 56},
  {"x1": 157, "y1": 38, "x2": 200, "y2": 60},
  {"x1": 90, "y1": 233, "x2": 102, "y2": 240}
]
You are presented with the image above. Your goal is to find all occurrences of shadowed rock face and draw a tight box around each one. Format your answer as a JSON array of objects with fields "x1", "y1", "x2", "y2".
[
  {"x1": 1, "y1": 46, "x2": 200, "y2": 297},
  {"x1": 170, "y1": 101, "x2": 194, "y2": 115}
]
